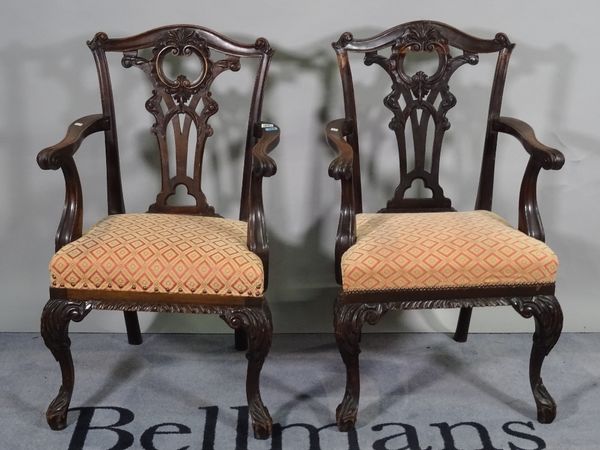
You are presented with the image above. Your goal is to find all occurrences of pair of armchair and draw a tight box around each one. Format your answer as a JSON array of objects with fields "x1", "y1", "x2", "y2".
[{"x1": 38, "y1": 22, "x2": 563, "y2": 439}]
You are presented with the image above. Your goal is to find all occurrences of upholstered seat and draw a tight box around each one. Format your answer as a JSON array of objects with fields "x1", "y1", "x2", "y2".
[
  {"x1": 341, "y1": 211, "x2": 557, "y2": 292},
  {"x1": 50, "y1": 213, "x2": 264, "y2": 297}
]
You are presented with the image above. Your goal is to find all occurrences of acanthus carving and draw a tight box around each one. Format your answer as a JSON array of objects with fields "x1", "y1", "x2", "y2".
[
  {"x1": 221, "y1": 303, "x2": 273, "y2": 439},
  {"x1": 334, "y1": 301, "x2": 388, "y2": 430},
  {"x1": 334, "y1": 302, "x2": 388, "y2": 355},
  {"x1": 340, "y1": 290, "x2": 515, "y2": 311},
  {"x1": 510, "y1": 295, "x2": 563, "y2": 423},
  {"x1": 398, "y1": 22, "x2": 446, "y2": 52},
  {"x1": 41, "y1": 299, "x2": 92, "y2": 358},
  {"x1": 88, "y1": 299, "x2": 258, "y2": 315},
  {"x1": 43, "y1": 297, "x2": 273, "y2": 436},
  {"x1": 333, "y1": 294, "x2": 563, "y2": 428},
  {"x1": 220, "y1": 305, "x2": 272, "y2": 361},
  {"x1": 510, "y1": 295, "x2": 562, "y2": 354},
  {"x1": 41, "y1": 299, "x2": 92, "y2": 430}
]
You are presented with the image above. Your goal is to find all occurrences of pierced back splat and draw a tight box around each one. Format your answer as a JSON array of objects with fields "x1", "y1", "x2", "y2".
[
  {"x1": 333, "y1": 21, "x2": 513, "y2": 213},
  {"x1": 121, "y1": 30, "x2": 240, "y2": 215},
  {"x1": 87, "y1": 26, "x2": 273, "y2": 217}
]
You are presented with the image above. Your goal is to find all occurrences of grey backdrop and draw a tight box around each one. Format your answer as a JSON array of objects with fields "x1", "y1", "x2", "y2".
[{"x1": 1, "y1": 1, "x2": 597, "y2": 333}]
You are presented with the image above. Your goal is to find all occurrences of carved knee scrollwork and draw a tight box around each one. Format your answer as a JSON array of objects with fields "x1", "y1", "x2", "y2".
[
  {"x1": 221, "y1": 303, "x2": 273, "y2": 439},
  {"x1": 334, "y1": 300, "x2": 388, "y2": 431},
  {"x1": 511, "y1": 295, "x2": 563, "y2": 423},
  {"x1": 40, "y1": 298, "x2": 92, "y2": 430}
]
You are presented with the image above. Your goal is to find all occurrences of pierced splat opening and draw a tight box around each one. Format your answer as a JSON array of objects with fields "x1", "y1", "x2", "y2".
[
  {"x1": 166, "y1": 184, "x2": 197, "y2": 207},
  {"x1": 424, "y1": 119, "x2": 436, "y2": 172},
  {"x1": 162, "y1": 50, "x2": 206, "y2": 85},
  {"x1": 165, "y1": 122, "x2": 177, "y2": 179},
  {"x1": 405, "y1": 125, "x2": 417, "y2": 173},
  {"x1": 404, "y1": 178, "x2": 433, "y2": 199},
  {"x1": 402, "y1": 51, "x2": 441, "y2": 77}
]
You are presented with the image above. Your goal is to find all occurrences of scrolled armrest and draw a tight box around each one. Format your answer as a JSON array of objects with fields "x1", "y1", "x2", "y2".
[
  {"x1": 37, "y1": 114, "x2": 108, "y2": 170},
  {"x1": 493, "y1": 117, "x2": 565, "y2": 242},
  {"x1": 326, "y1": 118, "x2": 354, "y2": 181},
  {"x1": 247, "y1": 122, "x2": 280, "y2": 287},
  {"x1": 493, "y1": 116, "x2": 564, "y2": 170},
  {"x1": 37, "y1": 114, "x2": 106, "y2": 251},
  {"x1": 251, "y1": 121, "x2": 279, "y2": 177}
]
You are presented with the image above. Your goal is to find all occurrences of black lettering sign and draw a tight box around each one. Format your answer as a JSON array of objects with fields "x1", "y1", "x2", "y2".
[
  {"x1": 430, "y1": 421, "x2": 501, "y2": 450},
  {"x1": 372, "y1": 422, "x2": 432, "y2": 450},
  {"x1": 270, "y1": 422, "x2": 359, "y2": 450},
  {"x1": 198, "y1": 406, "x2": 219, "y2": 450},
  {"x1": 502, "y1": 421, "x2": 546, "y2": 450},
  {"x1": 68, "y1": 406, "x2": 134, "y2": 450},
  {"x1": 140, "y1": 423, "x2": 191, "y2": 450}
]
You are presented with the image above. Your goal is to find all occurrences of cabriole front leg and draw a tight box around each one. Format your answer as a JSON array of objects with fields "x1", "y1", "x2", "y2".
[
  {"x1": 334, "y1": 299, "x2": 387, "y2": 431},
  {"x1": 40, "y1": 298, "x2": 91, "y2": 430},
  {"x1": 511, "y1": 295, "x2": 563, "y2": 423},
  {"x1": 222, "y1": 302, "x2": 273, "y2": 439}
]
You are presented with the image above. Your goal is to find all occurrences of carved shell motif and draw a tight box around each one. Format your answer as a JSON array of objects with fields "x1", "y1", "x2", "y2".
[{"x1": 398, "y1": 22, "x2": 447, "y2": 52}]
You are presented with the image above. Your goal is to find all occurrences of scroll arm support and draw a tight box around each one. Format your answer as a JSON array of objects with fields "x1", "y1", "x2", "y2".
[
  {"x1": 37, "y1": 115, "x2": 140, "y2": 344},
  {"x1": 37, "y1": 115, "x2": 108, "y2": 252},
  {"x1": 494, "y1": 116, "x2": 565, "y2": 241},
  {"x1": 247, "y1": 122, "x2": 279, "y2": 288},
  {"x1": 455, "y1": 116, "x2": 564, "y2": 342},
  {"x1": 326, "y1": 118, "x2": 356, "y2": 284}
]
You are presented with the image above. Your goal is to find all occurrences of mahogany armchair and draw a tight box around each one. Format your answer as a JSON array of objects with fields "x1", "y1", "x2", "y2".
[
  {"x1": 37, "y1": 25, "x2": 278, "y2": 439},
  {"x1": 327, "y1": 21, "x2": 564, "y2": 430}
]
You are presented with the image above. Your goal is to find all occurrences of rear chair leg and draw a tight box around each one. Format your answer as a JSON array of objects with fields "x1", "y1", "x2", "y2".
[
  {"x1": 454, "y1": 306, "x2": 473, "y2": 342},
  {"x1": 41, "y1": 298, "x2": 91, "y2": 430},
  {"x1": 222, "y1": 302, "x2": 273, "y2": 439},
  {"x1": 123, "y1": 311, "x2": 142, "y2": 345},
  {"x1": 511, "y1": 295, "x2": 563, "y2": 423}
]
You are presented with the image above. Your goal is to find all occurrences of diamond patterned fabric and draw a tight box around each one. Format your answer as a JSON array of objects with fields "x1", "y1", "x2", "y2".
[
  {"x1": 50, "y1": 214, "x2": 264, "y2": 297},
  {"x1": 341, "y1": 211, "x2": 558, "y2": 292}
]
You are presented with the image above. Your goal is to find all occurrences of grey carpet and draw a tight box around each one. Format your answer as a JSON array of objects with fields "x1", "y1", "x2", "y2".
[{"x1": 0, "y1": 332, "x2": 598, "y2": 449}]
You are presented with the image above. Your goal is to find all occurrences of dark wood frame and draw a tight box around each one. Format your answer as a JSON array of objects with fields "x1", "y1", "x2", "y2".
[
  {"x1": 37, "y1": 25, "x2": 279, "y2": 439},
  {"x1": 326, "y1": 21, "x2": 564, "y2": 430}
]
